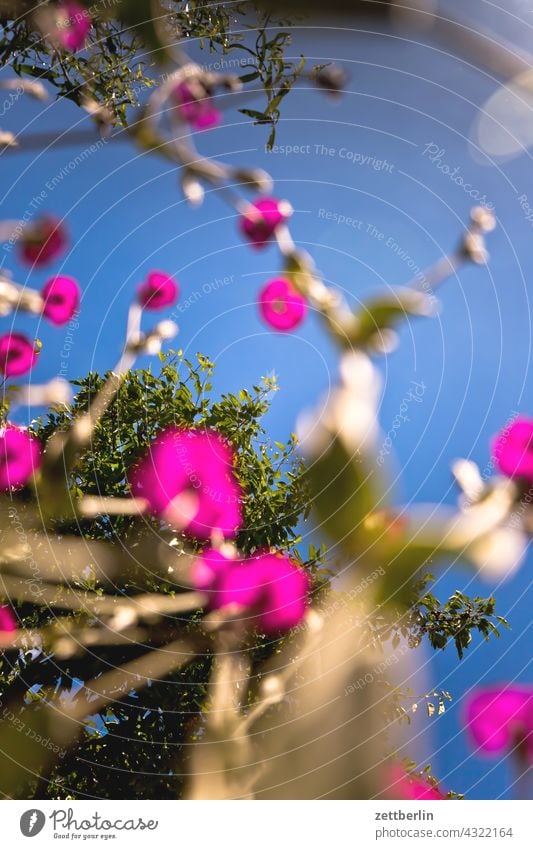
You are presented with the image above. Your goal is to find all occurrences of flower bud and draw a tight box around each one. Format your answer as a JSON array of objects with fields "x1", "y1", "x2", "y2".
[
  {"x1": 258, "y1": 278, "x2": 307, "y2": 332},
  {"x1": 138, "y1": 271, "x2": 179, "y2": 310},
  {"x1": 0, "y1": 425, "x2": 42, "y2": 490},
  {"x1": 313, "y1": 64, "x2": 348, "y2": 97},
  {"x1": 240, "y1": 198, "x2": 293, "y2": 249},
  {"x1": 182, "y1": 172, "x2": 205, "y2": 206},
  {"x1": 41, "y1": 275, "x2": 80, "y2": 326},
  {"x1": 0, "y1": 333, "x2": 39, "y2": 378},
  {"x1": 18, "y1": 215, "x2": 68, "y2": 267}
]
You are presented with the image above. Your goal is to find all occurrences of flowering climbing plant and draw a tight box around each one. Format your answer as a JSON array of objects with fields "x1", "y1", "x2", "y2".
[{"x1": 0, "y1": 0, "x2": 531, "y2": 802}]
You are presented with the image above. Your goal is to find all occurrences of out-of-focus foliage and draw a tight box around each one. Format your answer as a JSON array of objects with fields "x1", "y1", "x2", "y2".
[
  {"x1": 36, "y1": 350, "x2": 310, "y2": 552},
  {"x1": 1, "y1": 352, "x2": 320, "y2": 799},
  {"x1": 407, "y1": 580, "x2": 509, "y2": 659},
  {"x1": 0, "y1": 1, "x2": 306, "y2": 141},
  {"x1": 0, "y1": 352, "x2": 500, "y2": 799}
]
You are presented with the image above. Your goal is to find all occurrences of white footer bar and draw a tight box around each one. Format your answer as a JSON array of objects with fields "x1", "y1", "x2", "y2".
[{"x1": 3, "y1": 800, "x2": 531, "y2": 848}]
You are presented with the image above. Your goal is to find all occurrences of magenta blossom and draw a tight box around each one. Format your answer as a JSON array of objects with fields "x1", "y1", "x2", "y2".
[
  {"x1": 41, "y1": 276, "x2": 80, "y2": 326},
  {"x1": 0, "y1": 426, "x2": 42, "y2": 490},
  {"x1": 129, "y1": 428, "x2": 242, "y2": 539},
  {"x1": 0, "y1": 606, "x2": 16, "y2": 634},
  {"x1": 191, "y1": 547, "x2": 236, "y2": 592},
  {"x1": 259, "y1": 277, "x2": 307, "y2": 332},
  {"x1": 53, "y1": 1, "x2": 91, "y2": 51},
  {"x1": 0, "y1": 333, "x2": 38, "y2": 378},
  {"x1": 172, "y1": 82, "x2": 221, "y2": 131},
  {"x1": 492, "y1": 417, "x2": 533, "y2": 482},
  {"x1": 240, "y1": 198, "x2": 293, "y2": 248},
  {"x1": 388, "y1": 766, "x2": 446, "y2": 800},
  {"x1": 465, "y1": 686, "x2": 533, "y2": 760},
  {"x1": 209, "y1": 552, "x2": 310, "y2": 634},
  {"x1": 18, "y1": 215, "x2": 68, "y2": 267},
  {"x1": 138, "y1": 271, "x2": 179, "y2": 310}
]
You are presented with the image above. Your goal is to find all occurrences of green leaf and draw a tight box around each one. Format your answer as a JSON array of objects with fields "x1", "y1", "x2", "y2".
[
  {"x1": 350, "y1": 287, "x2": 437, "y2": 349},
  {"x1": 239, "y1": 108, "x2": 270, "y2": 122},
  {"x1": 239, "y1": 71, "x2": 261, "y2": 83}
]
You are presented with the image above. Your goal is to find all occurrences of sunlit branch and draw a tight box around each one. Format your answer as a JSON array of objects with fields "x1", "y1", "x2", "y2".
[
  {"x1": 408, "y1": 206, "x2": 496, "y2": 293},
  {"x1": 67, "y1": 636, "x2": 203, "y2": 722},
  {"x1": 234, "y1": 610, "x2": 323, "y2": 736},
  {"x1": 0, "y1": 276, "x2": 44, "y2": 317},
  {"x1": 0, "y1": 572, "x2": 207, "y2": 618},
  {"x1": 77, "y1": 495, "x2": 149, "y2": 517}
]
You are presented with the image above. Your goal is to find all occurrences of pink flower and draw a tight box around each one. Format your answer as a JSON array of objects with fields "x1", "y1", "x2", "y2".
[
  {"x1": 172, "y1": 82, "x2": 221, "y2": 131},
  {"x1": 388, "y1": 766, "x2": 446, "y2": 800},
  {"x1": 492, "y1": 417, "x2": 533, "y2": 481},
  {"x1": 129, "y1": 428, "x2": 242, "y2": 539},
  {"x1": 191, "y1": 546, "x2": 236, "y2": 591},
  {"x1": 0, "y1": 333, "x2": 39, "y2": 378},
  {"x1": 53, "y1": 1, "x2": 91, "y2": 51},
  {"x1": 137, "y1": 271, "x2": 179, "y2": 310},
  {"x1": 239, "y1": 198, "x2": 293, "y2": 248},
  {"x1": 41, "y1": 276, "x2": 80, "y2": 326},
  {"x1": 465, "y1": 686, "x2": 533, "y2": 760},
  {"x1": 0, "y1": 606, "x2": 16, "y2": 633},
  {"x1": 209, "y1": 552, "x2": 310, "y2": 634},
  {"x1": 0, "y1": 426, "x2": 42, "y2": 490},
  {"x1": 259, "y1": 277, "x2": 307, "y2": 332},
  {"x1": 18, "y1": 215, "x2": 68, "y2": 267}
]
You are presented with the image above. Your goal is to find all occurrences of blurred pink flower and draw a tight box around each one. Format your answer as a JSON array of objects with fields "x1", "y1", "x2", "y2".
[
  {"x1": 210, "y1": 552, "x2": 310, "y2": 634},
  {"x1": 172, "y1": 82, "x2": 221, "y2": 130},
  {"x1": 18, "y1": 215, "x2": 68, "y2": 266},
  {"x1": 138, "y1": 271, "x2": 179, "y2": 310},
  {"x1": 0, "y1": 606, "x2": 16, "y2": 633},
  {"x1": 41, "y1": 275, "x2": 80, "y2": 325},
  {"x1": 53, "y1": 1, "x2": 91, "y2": 51},
  {"x1": 465, "y1": 686, "x2": 533, "y2": 760},
  {"x1": 0, "y1": 426, "x2": 42, "y2": 490},
  {"x1": 388, "y1": 765, "x2": 446, "y2": 800},
  {"x1": 191, "y1": 546, "x2": 236, "y2": 591},
  {"x1": 259, "y1": 277, "x2": 307, "y2": 331},
  {"x1": 129, "y1": 428, "x2": 242, "y2": 539},
  {"x1": 240, "y1": 198, "x2": 293, "y2": 248},
  {"x1": 0, "y1": 333, "x2": 39, "y2": 378},
  {"x1": 492, "y1": 417, "x2": 533, "y2": 481}
]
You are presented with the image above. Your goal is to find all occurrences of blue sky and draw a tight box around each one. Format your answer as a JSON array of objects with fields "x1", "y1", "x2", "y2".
[{"x1": 1, "y1": 2, "x2": 532, "y2": 799}]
